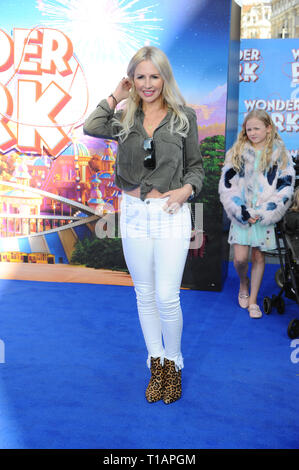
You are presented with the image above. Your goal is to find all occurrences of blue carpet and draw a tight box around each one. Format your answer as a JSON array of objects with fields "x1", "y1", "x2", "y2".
[{"x1": 0, "y1": 262, "x2": 298, "y2": 449}]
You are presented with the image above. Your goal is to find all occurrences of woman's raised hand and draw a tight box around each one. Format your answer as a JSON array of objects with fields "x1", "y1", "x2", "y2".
[{"x1": 113, "y1": 77, "x2": 132, "y2": 103}]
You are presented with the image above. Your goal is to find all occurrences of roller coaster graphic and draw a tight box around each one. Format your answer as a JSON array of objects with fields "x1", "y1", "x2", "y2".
[{"x1": 0, "y1": 181, "x2": 103, "y2": 264}]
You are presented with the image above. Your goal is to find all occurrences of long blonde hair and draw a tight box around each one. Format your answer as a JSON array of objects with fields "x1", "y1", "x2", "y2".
[
  {"x1": 114, "y1": 46, "x2": 190, "y2": 141},
  {"x1": 228, "y1": 109, "x2": 288, "y2": 172}
]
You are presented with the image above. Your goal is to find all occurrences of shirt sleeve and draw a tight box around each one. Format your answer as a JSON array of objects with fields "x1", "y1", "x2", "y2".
[
  {"x1": 182, "y1": 108, "x2": 205, "y2": 197},
  {"x1": 218, "y1": 151, "x2": 254, "y2": 224},
  {"x1": 83, "y1": 99, "x2": 122, "y2": 140}
]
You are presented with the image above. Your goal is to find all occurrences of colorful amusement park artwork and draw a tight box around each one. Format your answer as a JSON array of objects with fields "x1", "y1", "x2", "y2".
[{"x1": 0, "y1": 0, "x2": 234, "y2": 289}]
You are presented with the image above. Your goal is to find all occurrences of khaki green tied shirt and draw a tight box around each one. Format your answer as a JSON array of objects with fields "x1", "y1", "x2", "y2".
[{"x1": 83, "y1": 99, "x2": 204, "y2": 201}]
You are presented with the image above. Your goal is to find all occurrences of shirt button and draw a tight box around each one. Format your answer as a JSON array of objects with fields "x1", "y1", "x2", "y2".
[{"x1": 146, "y1": 200, "x2": 150, "y2": 204}]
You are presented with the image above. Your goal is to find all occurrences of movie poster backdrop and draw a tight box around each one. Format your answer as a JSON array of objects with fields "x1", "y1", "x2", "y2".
[{"x1": 0, "y1": 0, "x2": 237, "y2": 290}]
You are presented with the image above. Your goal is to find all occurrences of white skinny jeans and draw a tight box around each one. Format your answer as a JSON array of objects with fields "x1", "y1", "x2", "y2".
[{"x1": 120, "y1": 193, "x2": 191, "y2": 371}]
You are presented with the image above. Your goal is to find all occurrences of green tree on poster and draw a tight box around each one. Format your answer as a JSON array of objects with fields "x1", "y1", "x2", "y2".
[
  {"x1": 71, "y1": 226, "x2": 128, "y2": 272},
  {"x1": 199, "y1": 135, "x2": 225, "y2": 210}
]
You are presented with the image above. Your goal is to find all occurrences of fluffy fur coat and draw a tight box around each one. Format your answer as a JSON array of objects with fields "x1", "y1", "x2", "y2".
[{"x1": 218, "y1": 140, "x2": 295, "y2": 227}]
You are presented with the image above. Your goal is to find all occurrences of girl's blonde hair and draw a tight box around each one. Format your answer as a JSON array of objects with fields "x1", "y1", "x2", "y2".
[
  {"x1": 290, "y1": 187, "x2": 299, "y2": 212},
  {"x1": 228, "y1": 109, "x2": 288, "y2": 171},
  {"x1": 113, "y1": 46, "x2": 189, "y2": 141}
]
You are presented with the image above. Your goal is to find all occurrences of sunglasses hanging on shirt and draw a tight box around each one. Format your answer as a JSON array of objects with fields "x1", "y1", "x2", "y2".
[{"x1": 143, "y1": 138, "x2": 156, "y2": 169}]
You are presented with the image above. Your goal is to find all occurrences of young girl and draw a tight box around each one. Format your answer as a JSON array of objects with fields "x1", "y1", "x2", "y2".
[{"x1": 219, "y1": 109, "x2": 295, "y2": 318}]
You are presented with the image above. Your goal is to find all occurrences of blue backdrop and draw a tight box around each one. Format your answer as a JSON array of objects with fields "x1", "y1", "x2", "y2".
[{"x1": 239, "y1": 39, "x2": 299, "y2": 163}]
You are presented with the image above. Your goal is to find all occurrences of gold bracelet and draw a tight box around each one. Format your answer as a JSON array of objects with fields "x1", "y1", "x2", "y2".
[{"x1": 109, "y1": 93, "x2": 118, "y2": 106}]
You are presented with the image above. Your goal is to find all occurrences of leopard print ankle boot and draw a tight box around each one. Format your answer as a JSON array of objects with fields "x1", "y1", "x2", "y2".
[
  {"x1": 162, "y1": 358, "x2": 182, "y2": 404},
  {"x1": 145, "y1": 357, "x2": 164, "y2": 403}
]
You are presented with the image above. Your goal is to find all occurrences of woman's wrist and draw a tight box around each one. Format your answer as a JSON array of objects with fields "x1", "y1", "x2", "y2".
[
  {"x1": 112, "y1": 89, "x2": 124, "y2": 104},
  {"x1": 109, "y1": 93, "x2": 118, "y2": 106},
  {"x1": 107, "y1": 93, "x2": 120, "y2": 110},
  {"x1": 183, "y1": 183, "x2": 195, "y2": 199}
]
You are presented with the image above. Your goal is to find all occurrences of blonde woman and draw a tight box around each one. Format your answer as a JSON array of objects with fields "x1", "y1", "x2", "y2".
[
  {"x1": 219, "y1": 109, "x2": 295, "y2": 318},
  {"x1": 84, "y1": 46, "x2": 204, "y2": 404}
]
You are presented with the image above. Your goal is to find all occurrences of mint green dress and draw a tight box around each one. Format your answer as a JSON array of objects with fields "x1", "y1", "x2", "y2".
[{"x1": 228, "y1": 150, "x2": 277, "y2": 252}]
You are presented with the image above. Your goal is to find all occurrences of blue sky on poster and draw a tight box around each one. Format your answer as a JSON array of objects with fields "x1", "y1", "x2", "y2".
[{"x1": 0, "y1": 0, "x2": 231, "y2": 108}]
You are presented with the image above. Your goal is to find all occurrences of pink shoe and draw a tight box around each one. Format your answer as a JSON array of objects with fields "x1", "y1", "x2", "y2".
[
  {"x1": 238, "y1": 293, "x2": 249, "y2": 308},
  {"x1": 238, "y1": 278, "x2": 250, "y2": 309},
  {"x1": 248, "y1": 304, "x2": 262, "y2": 319}
]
